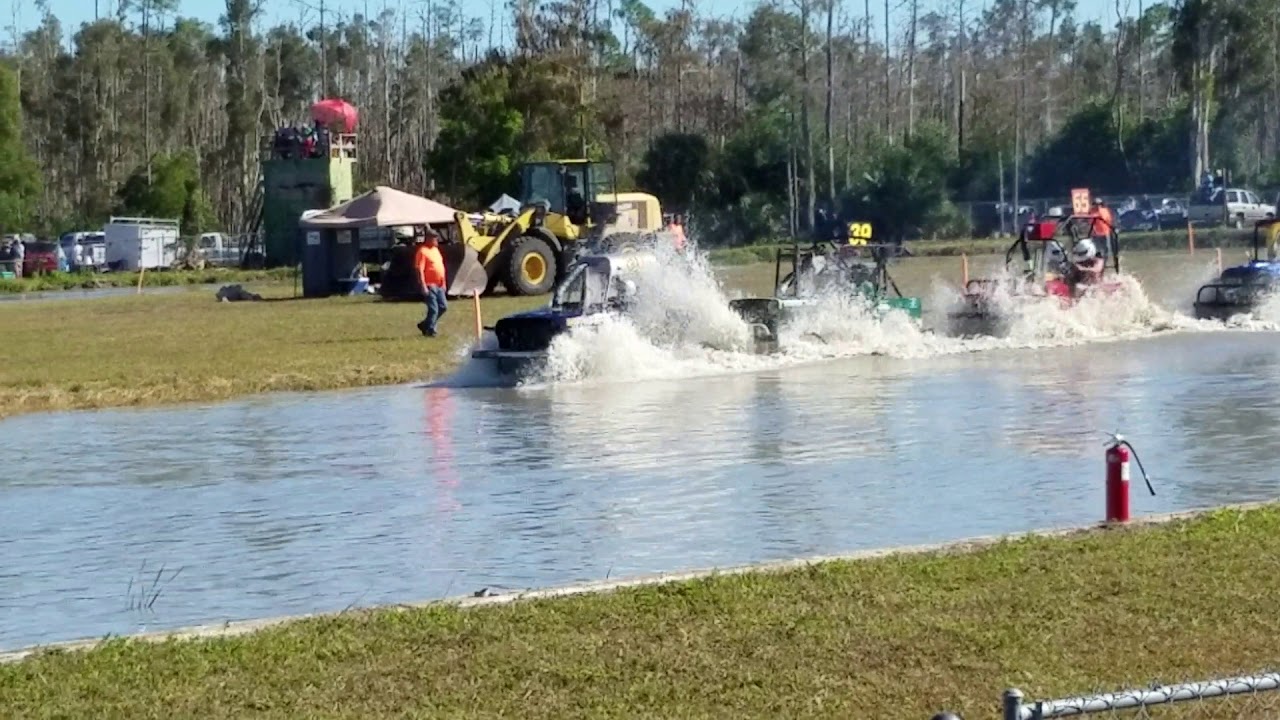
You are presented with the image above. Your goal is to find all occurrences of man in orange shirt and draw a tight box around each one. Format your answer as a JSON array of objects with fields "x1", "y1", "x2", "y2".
[
  {"x1": 412, "y1": 226, "x2": 448, "y2": 337},
  {"x1": 1090, "y1": 198, "x2": 1115, "y2": 254}
]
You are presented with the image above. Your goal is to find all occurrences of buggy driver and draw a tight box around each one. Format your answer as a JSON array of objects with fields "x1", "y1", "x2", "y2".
[{"x1": 1066, "y1": 238, "x2": 1105, "y2": 293}]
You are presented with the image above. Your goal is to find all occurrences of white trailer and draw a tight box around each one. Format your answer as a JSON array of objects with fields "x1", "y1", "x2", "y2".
[{"x1": 104, "y1": 217, "x2": 181, "y2": 271}]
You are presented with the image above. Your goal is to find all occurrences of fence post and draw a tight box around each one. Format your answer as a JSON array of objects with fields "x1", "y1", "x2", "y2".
[{"x1": 1003, "y1": 688, "x2": 1025, "y2": 720}]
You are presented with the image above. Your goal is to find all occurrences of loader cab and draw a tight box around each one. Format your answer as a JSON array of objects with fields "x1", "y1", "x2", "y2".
[{"x1": 518, "y1": 160, "x2": 618, "y2": 227}]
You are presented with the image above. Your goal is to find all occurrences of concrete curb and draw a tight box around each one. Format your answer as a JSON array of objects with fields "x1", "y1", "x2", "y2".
[{"x1": 2, "y1": 500, "x2": 1272, "y2": 665}]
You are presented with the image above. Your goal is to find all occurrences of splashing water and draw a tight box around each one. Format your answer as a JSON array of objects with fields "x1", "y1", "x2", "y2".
[{"x1": 438, "y1": 242, "x2": 1280, "y2": 390}]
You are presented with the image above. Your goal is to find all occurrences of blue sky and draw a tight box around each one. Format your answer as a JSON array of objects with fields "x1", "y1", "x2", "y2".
[{"x1": 11, "y1": 0, "x2": 1129, "y2": 45}]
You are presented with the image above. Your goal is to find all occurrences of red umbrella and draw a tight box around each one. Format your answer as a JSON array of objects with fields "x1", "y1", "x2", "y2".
[{"x1": 311, "y1": 98, "x2": 359, "y2": 133}]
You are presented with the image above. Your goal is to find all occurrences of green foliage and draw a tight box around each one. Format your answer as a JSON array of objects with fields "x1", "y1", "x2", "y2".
[
  {"x1": 113, "y1": 151, "x2": 214, "y2": 235},
  {"x1": 1022, "y1": 101, "x2": 1193, "y2": 197},
  {"x1": 426, "y1": 58, "x2": 526, "y2": 207},
  {"x1": 636, "y1": 133, "x2": 713, "y2": 212},
  {"x1": 844, "y1": 121, "x2": 957, "y2": 242},
  {"x1": 0, "y1": 63, "x2": 41, "y2": 234}
]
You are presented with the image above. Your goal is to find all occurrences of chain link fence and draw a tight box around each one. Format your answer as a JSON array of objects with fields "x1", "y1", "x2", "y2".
[
  {"x1": 1003, "y1": 673, "x2": 1280, "y2": 719},
  {"x1": 933, "y1": 672, "x2": 1280, "y2": 719}
]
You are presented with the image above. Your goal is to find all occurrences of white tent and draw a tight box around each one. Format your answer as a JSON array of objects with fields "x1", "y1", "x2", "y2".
[
  {"x1": 299, "y1": 185, "x2": 458, "y2": 229},
  {"x1": 488, "y1": 194, "x2": 521, "y2": 214}
]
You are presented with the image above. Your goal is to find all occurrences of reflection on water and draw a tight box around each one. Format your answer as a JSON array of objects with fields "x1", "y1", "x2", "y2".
[{"x1": 4, "y1": 331, "x2": 1280, "y2": 650}]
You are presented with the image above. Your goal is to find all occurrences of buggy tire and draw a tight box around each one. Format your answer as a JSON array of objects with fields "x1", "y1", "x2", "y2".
[{"x1": 504, "y1": 235, "x2": 558, "y2": 296}]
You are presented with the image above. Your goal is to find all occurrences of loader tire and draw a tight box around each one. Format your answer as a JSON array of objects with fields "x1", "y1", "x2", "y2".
[{"x1": 504, "y1": 235, "x2": 558, "y2": 296}]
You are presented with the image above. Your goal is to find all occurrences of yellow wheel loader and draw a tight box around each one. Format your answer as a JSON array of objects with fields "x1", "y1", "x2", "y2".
[
  {"x1": 377, "y1": 208, "x2": 565, "y2": 300},
  {"x1": 516, "y1": 159, "x2": 675, "y2": 258},
  {"x1": 379, "y1": 159, "x2": 675, "y2": 299}
]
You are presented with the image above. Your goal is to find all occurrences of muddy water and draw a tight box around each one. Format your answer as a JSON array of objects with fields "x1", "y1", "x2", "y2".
[{"x1": 4, "y1": 308, "x2": 1280, "y2": 650}]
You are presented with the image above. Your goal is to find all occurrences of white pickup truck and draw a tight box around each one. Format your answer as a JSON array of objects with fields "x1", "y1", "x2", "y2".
[{"x1": 1186, "y1": 187, "x2": 1276, "y2": 228}]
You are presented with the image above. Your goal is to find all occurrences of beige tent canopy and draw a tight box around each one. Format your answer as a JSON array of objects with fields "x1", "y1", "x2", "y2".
[{"x1": 299, "y1": 185, "x2": 458, "y2": 228}]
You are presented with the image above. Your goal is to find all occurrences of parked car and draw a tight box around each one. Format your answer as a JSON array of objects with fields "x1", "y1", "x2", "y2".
[
  {"x1": 1187, "y1": 187, "x2": 1275, "y2": 228},
  {"x1": 60, "y1": 231, "x2": 107, "y2": 270},
  {"x1": 22, "y1": 241, "x2": 60, "y2": 276}
]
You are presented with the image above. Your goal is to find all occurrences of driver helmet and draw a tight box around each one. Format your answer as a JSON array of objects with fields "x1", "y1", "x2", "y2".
[
  {"x1": 1047, "y1": 243, "x2": 1066, "y2": 264},
  {"x1": 1072, "y1": 238, "x2": 1098, "y2": 262},
  {"x1": 619, "y1": 279, "x2": 637, "y2": 300}
]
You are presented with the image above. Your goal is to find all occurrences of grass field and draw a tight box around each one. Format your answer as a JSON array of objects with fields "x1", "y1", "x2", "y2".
[
  {"x1": 0, "y1": 284, "x2": 543, "y2": 419},
  {"x1": 4, "y1": 504, "x2": 1280, "y2": 718}
]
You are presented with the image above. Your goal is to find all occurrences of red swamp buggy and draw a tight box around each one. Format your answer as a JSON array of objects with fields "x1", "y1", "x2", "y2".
[{"x1": 944, "y1": 211, "x2": 1126, "y2": 337}]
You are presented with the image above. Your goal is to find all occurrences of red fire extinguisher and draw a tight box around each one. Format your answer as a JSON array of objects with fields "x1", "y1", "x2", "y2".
[{"x1": 1105, "y1": 433, "x2": 1155, "y2": 523}]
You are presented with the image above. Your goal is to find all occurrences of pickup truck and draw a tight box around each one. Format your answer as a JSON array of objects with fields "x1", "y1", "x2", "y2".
[{"x1": 1186, "y1": 187, "x2": 1276, "y2": 228}]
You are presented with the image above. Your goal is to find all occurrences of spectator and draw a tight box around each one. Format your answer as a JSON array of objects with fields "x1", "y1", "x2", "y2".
[{"x1": 407, "y1": 226, "x2": 448, "y2": 337}]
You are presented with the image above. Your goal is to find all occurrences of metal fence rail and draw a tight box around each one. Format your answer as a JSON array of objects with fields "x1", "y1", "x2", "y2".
[{"x1": 1002, "y1": 672, "x2": 1280, "y2": 719}]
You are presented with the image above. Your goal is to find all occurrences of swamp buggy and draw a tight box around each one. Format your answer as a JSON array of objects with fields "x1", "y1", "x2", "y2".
[
  {"x1": 469, "y1": 249, "x2": 663, "y2": 380},
  {"x1": 1192, "y1": 218, "x2": 1280, "y2": 321},
  {"x1": 727, "y1": 225, "x2": 923, "y2": 354},
  {"x1": 944, "y1": 214, "x2": 1129, "y2": 338}
]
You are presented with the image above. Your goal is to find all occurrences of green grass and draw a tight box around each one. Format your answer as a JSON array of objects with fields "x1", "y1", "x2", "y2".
[
  {"x1": 0, "y1": 267, "x2": 298, "y2": 294},
  {"x1": 0, "y1": 284, "x2": 543, "y2": 419},
  {"x1": 706, "y1": 226, "x2": 1255, "y2": 265},
  {"x1": 4, "y1": 504, "x2": 1280, "y2": 718}
]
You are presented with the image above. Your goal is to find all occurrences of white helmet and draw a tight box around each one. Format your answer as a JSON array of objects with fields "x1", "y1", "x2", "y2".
[
  {"x1": 620, "y1": 279, "x2": 637, "y2": 298},
  {"x1": 1047, "y1": 243, "x2": 1066, "y2": 261},
  {"x1": 1072, "y1": 239, "x2": 1097, "y2": 262}
]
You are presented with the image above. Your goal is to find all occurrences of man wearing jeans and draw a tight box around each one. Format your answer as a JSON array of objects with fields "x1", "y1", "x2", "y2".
[{"x1": 413, "y1": 226, "x2": 448, "y2": 336}]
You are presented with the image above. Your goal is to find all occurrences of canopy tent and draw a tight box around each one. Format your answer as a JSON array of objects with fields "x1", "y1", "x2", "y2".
[
  {"x1": 311, "y1": 98, "x2": 359, "y2": 133},
  {"x1": 488, "y1": 194, "x2": 521, "y2": 214},
  {"x1": 299, "y1": 186, "x2": 458, "y2": 229}
]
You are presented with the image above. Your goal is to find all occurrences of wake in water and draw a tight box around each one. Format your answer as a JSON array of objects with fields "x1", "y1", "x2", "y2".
[{"x1": 436, "y1": 242, "x2": 1280, "y2": 390}]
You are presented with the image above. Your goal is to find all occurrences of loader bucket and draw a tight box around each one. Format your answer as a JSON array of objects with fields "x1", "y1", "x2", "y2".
[{"x1": 443, "y1": 242, "x2": 491, "y2": 297}]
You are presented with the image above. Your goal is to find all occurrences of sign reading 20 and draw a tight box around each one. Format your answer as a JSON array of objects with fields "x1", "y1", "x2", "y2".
[{"x1": 846, "y1": 222, "x2": 874, "y2": 246}]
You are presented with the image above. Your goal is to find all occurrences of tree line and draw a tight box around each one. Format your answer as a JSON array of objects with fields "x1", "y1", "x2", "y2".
[{"x1": 0, "y1": 0, "x2": 1277, "y2": 244}]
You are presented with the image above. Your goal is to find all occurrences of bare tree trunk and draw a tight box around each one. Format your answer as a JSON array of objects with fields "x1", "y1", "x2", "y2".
[
  {"x1": 883, "y1": 0, "x2": 891, "y2": 137},
  {"x1": 906, "y1": 0, "x2": 918, "y2": 138},
  {"x1": 863, "y1": 0, "x2": 871, "y2": 149},
  {"x1": 825, "y1": 0, "x2": 836, "y2": 206},
  {"x1": 798, "y1": 0, "x2": 816, "y2": 230},
  {"x1": 955, "y1": 0, "x2": 966, "y2": 153},
  {"x1": 1045, "y1": 1, "x2": 1059, "y2": 136}
]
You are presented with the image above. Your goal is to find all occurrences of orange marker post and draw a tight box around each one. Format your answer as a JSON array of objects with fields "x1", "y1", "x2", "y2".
[
  {"x1": 472, "y1": 289, "x2": 483, "y2": 342},
  {"x1": 1188, "y1": 221, "x2": 1195, "y2": 255},
  {"x1": 1216, "y1": 247, "x2": 1223, "y2": 274},
  {"x1": 961, "y1": 253, "x2": 970, "y2": 286}
]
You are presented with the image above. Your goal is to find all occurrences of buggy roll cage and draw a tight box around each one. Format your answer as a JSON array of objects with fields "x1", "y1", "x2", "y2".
[
  {"x1": 1244, "y1": 217, "x2": 1280, "y2": 263},
  {"x1": 1191, "y1": 218, "x2": 1280, "y2": 308},
  {"x1": 1001, "y1": 214, "x2": 1122, "y2": 276},
  {"x1": 774, "y1": 234, "x2": 908, "y2": 300}
]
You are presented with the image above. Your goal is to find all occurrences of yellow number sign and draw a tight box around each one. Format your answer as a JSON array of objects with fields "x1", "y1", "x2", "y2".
[{"x1": 847, "y1": 222, "x2": 873, "y2": 246}]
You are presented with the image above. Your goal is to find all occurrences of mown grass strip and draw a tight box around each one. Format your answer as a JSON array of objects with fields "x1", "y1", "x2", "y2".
[
  {"x1": 3, "y1": 504, "x2": 1279, "y2": 718},
  {"x1": 0, "y1": 286, "x2": 544, "y2": 420}
]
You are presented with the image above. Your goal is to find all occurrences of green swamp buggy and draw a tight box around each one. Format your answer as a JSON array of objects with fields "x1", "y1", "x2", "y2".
[{"x1": 727, "y1": 227, "x2": 922, "y2": 354}]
